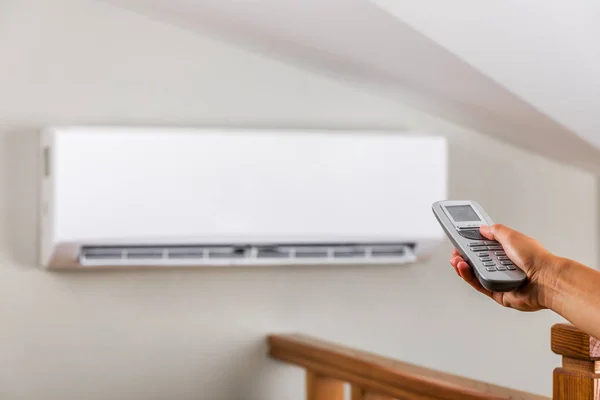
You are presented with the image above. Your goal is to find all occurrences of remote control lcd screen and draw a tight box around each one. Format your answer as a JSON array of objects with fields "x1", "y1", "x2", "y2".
[{"x1": 446, "y1": 205, "x2": 480, "y2": 222}]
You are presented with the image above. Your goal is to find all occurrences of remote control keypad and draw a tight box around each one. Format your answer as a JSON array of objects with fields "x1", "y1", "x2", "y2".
[{"x1": 469, "y1": 240, "x2": 516, "y2": 272}]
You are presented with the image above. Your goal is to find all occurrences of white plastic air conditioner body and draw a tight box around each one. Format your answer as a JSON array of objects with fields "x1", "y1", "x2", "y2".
[{"x1": 40, "y1": 127, "x2": 447, "y2": 269}]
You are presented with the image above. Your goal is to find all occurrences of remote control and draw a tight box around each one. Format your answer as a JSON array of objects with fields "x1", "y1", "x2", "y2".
[{"x1": 432, "y1": 200, "x2": 527, "y2": 292}]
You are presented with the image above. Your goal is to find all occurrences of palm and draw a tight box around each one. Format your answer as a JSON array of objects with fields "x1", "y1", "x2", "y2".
[{"x1": 495, "y1": 286, "x2": 543, "y2": 312}]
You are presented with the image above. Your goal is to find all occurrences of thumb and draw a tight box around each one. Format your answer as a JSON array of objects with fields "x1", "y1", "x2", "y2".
[{"x1": 480, "y1": 224, "x2": 512, "y2": 244}]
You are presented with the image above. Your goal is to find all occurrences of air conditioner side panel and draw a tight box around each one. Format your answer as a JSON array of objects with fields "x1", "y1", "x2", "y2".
[{"x1": 40, "y1": 129, "x2": 57, "y2": 267}]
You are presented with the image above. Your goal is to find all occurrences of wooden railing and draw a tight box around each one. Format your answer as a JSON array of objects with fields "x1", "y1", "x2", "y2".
[
  {"x1": 552, "y1": 324, "x2": 600, "y2": 399},
  {"x1": 268, "y1": 324, "x2": 600, "y2": 400}
]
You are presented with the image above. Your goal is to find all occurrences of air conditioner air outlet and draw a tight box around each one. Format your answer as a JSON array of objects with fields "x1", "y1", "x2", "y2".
[{"x1": 78, "y1": 243, "x2": 417, "y2": 267}]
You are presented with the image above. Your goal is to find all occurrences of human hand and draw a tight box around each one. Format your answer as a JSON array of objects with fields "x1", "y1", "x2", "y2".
[{"x1": 450, "y1": 224, "x2": 558, "y2": 311}]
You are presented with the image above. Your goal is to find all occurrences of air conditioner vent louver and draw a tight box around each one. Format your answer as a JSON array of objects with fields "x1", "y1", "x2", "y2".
[
  {"x1": 208, "y1": 247, "x2": 247, "y2": 259},
  {"x1": 255, "y1": 249, "x2": 284, "y2": 259},
  {"x1": 168, "y1": 253, "x2": 203, "y2": 259},
  {"x1": 78, "y1": 243, "x2": 417, "y2": 267},
  {"x1": 294, "y1": 247, "x2": 329, "y2": 258},
  {"x1": 84, "y1": 252, "x2": 123, "y2": 260},
  {"x1": 127, "y1": 252, "x2": 163, "y2": 259}
]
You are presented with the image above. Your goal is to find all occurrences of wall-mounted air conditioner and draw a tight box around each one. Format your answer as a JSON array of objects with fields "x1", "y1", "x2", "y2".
[{"x1": 40, "y1": 127, "x2": 447, "y2": 269}]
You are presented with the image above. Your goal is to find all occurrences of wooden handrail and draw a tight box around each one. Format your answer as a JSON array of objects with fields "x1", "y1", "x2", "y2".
[
  {"x1": 551, "y1": 324, "x2": 600, "y2": 361},
  {"x1": 268, "y1": 334, "x2": 549, "y2": 400},
  {"x1": 269, "y1": 324, "x2": 600, "y2": 399},
  {"x1": 551, "y1": 324, "x2": 600, "y2": 399}
]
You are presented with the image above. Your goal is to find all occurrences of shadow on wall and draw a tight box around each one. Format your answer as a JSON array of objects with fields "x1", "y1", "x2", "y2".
[{"x1": 0, "y1": 128, "x2": 39, "y2": 266}]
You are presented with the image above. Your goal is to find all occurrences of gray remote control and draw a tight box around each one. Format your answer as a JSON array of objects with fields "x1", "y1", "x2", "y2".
[{"x1": 432, "y1": 200, "x2": 527, "y2": 292}]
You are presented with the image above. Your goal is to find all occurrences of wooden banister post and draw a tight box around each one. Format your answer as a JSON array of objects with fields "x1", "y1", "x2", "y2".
[
  {"x1": 551, "y1": 324, "x2": 600, "y2": 399},
  {"x1": 351, "y1": 385, "x2": 395, "y2": 400},
  {"x1": 306, "y1": 370, "x2": 344, "y2": 400}
]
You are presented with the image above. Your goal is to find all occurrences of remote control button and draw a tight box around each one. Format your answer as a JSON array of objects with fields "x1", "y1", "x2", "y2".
[
  {"x1": 479, "y1": 257, "x2": 492, "y2": 262},
  {"x1": 497, "y1": 256, "x2": 509, "y2": 261},
  {"x1": 483, "y1": 261, "x2": 495, "y2": 266},
  {"x1": 506, "y1": 265, "x2": 516, "y2": 270},
  {"x1": 500, "y1": 260, "x2": 514, "y2": 265},
  {"x1": 468, "y1": 242, "x2": 485, "y2": 247},
  {"x1": 471, "y1": 246, "x2": 487, "y2": 252},
  {"x1": 487, "y1": 246, "x2": 503, "y2": 250},
  {"x1": 486, "y1": 267, "x2": 496, "y2": 272},
  {"x1": 494, "y1": 251, "x2": 505, "y2": 255},
  {"x1": 476, "y1": 252, "x2": 489, "y2": 257},
  {"x1": 496, "y1": 266, "x2": 507, "y2": 271},
  {"x1": 483, "y1": 241, "x2": 499, "y2": 245},
  {"x1": 458, "y1": 230, "x2": 486, "y2": 240}
]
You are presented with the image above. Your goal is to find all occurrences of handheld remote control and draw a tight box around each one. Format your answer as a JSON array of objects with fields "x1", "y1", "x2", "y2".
[{"x1": 432, "y1": 200, "x2": 527, "y2": 292}]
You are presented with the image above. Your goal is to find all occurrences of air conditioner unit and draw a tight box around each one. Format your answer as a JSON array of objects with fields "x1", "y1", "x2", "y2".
[{"x1": 40, "y1": 127, "x2": 447, "y2": 269}]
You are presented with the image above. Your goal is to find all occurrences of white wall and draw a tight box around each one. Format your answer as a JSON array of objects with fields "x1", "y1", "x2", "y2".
[{"x1": 0, "y1": 1, "x2": 596, "y2": 399}]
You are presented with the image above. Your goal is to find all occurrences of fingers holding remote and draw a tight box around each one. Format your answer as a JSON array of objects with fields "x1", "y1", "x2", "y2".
[
  {"x1": 479, "y1": 224, "x2": 554, "y2": 279},
  {"x1": 450, "y1": 253, "x2": 493, "y2": 298},
  {"x1": 450, "y1": 222, "x2": 556, "y2": 312}
]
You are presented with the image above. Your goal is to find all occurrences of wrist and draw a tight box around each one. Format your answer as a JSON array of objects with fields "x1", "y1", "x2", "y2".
[{"x1": 537, "y1": 255, "x2": 570, "y2": 311}]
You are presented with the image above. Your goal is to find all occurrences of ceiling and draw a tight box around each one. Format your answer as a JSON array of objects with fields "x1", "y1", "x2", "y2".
[
  {"x1": 373, "y1": 0, "x2": 600, "y2": 148},
  {"x1": 104, "y1": 0, "x2": 600, "y2": 174}
]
